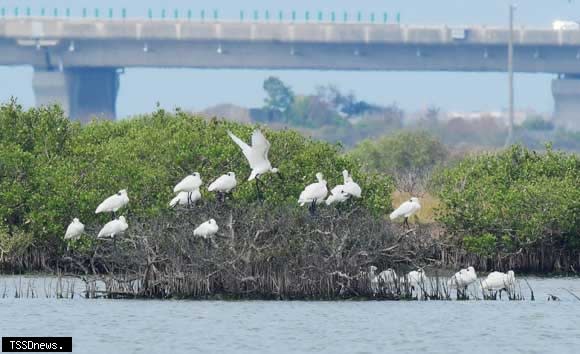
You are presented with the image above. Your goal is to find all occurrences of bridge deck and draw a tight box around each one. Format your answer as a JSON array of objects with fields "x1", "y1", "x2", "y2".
[{"x1": 1, "y1": 19, "x2": 580, "y2": 73}]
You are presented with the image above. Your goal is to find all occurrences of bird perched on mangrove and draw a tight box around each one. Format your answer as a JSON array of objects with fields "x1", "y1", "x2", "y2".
[
  {"x1": 326, "y1": 170, "x2": 362, "y2": 206},
  {"x1": 97, "y1": 216, "x2": 129, "y2": 239},
  {"x1": 227, "y1": 129, "x2": 280, "y2": 202},
  {"x1": 448, "y1": 266, "x2": 477, "y2": 298},
  {"x1": 341, "y1": 170, "x2": 362, "y2": 198},
  {"x1": 169, "y1": 190, "x2": 201, "y2": 208},
  {"x1": 481, "y1": 270, "x2": 516, "y2": 297},
  {"x1": 194, "y1": 219, "x2": 219, "y2": 239},
  {"x1": 64, "y1": 218, "x2": 85, "y2": 241},
  {"x1": 95, "y1": 189, "x2": 129, "y2": 220},
  {"x1": 173, "y1": 173, "x2": 202, "y2": 207},
  {"x1": 298, "y1": 172, "x2": 328, "y2": 215},
  {"x1": 389, "y1": 197, "x2": 421, "y2": 228},
  {"x1": 208, "y1": 172, "x2": 237, "y2": 202},
  {"x1": 325, "y1": 186, "x2": 350, "y2": 205}
]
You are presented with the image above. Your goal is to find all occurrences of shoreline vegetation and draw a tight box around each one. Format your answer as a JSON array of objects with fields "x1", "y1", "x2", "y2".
[{"x1": 0, "y1": 100, "x2": 579, "y2": 300}]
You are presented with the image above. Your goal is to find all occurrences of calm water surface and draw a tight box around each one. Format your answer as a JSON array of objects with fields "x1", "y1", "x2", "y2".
[{"x1": 0, "y1": 276, "x2": 578, "y2": 354}]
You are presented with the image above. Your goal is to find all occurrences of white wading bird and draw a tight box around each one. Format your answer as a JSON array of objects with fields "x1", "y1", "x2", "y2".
[
  {"x1": 481, "y1": 270, "x2": 516, "y2": 297},
  {"x1": 173, "y1": 172, "x2": 202, "y2": 207},
  {"x1": 169, "y1": 190, "x2": 201, "y2": 208},
  {"x1": 326, "y1": 170, "x2": 363, "y2": 206},
  {"x1": 377, "y1": 268, "x2": 398, "y2": 290},
  {"x1": 298, "y1": 172, "x2": 328, "y2": 215},
  {"x1": 64, "y1": 218, "x2": 85, "y2": 241},
  {"x1": 97, "y1": 216, "x2": 128, "y2": 239},
  {"x1": 325, "y1": 186, "x2": 350, "y2": 205},
  {"x1": 208, "y1": 172, "x2": 237, "y2": 202},
  {"x1": 342, "y1": 170, "x2": 362, "y2": 198},
  {"x1": 448, "y1": 266, "x2": 478, "y2": 298},
  {"x1": 368, "y1": 265, "x2": 379, "y2": 294},
  {"x1": 194, "y1": 219, "x2": 219, "y2": 239},
  {"x1": 227, "y1": 129, "x2": 280, "y2": 202},
  {"x1": 95, "y1": 189, "x2": 129, "y2": 220},
  {"x1": 407, "y1": 268, "x2": 428, "y2": 298},
  {"x1": 389, "y1": 197, "x2": 421, "y2": 228}
]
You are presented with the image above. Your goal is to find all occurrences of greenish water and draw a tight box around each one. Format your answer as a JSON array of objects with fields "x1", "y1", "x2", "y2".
[{"x1": 0, "y1": 276, "x2": 578, "y2": 354}]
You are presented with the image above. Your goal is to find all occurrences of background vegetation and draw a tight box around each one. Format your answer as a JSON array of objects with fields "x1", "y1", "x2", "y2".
[{"x1": 234, "y1": 76, "x2": 580, "y2": 151}]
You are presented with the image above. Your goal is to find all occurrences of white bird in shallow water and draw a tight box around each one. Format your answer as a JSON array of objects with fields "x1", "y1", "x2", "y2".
[
  {"x1": 227, "y1": 129, "x2": 280, "y2": 202},
  {"x1": 368, "y1": 265, "x2": 379, "y2": 294},
  {"x1": 95, "y1": 189, "x2": 129, "y2": 219},
  {"x1": 208, "y1": 172, "x2": 237, "y2": 202},
  {"x1": 448, "y1": 266, "x2": 478, "y2": 297},
  {"x1": 169, "y1": 190, "x2": 201, "y2": 208},
  {"x1": 64, "y1": 218, "x2": 85, "y2": 240},
  {"x1": 98, "y1": 216, "x2": 128, "y2": 239},
  {"x1": 173, "y1": 173, "x2": 202, "y2": 207},
  {"x1": 377, "y1": 268, "x2": 398, "y2": 290},
  {"x1": 389, "y1": 197, "x2": 421, "y2": 228},
  {"x1": 194, "y1": 219, "x2": 219, "y2": 239},
  {"x1": 342, "y1": 170, "x2": 362, "y2": 198},
  {"x1": 481, "y1": 271, "x2": 516, "y2": 294},
  {"x1": 407, "y1": 268, "x2": 428, "y2": 298},
  {"x1": 298, "y1": 172, "x2": 328, "y2": 215}
]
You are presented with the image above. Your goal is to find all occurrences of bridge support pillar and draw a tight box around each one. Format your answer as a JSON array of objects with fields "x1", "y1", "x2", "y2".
[
  {"x1": 552, "y1": 75, "x2": 580, "y2": 131},
  {"x1": 33, "y1": 67, "x2": 119, "y2": 122}
]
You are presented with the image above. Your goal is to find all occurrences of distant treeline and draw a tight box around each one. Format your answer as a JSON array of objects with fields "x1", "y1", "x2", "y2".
[{"x1": 235, "y1": 76, "x2": 580, "y2": 150}]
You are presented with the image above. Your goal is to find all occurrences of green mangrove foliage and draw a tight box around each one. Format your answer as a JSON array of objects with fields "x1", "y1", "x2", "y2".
[
  {"x1": 434, "y1": 144, "x2": 580, "y2": 255},
  {"x1": 0, "y1": 100, "x2": 394, "y2": 264}
]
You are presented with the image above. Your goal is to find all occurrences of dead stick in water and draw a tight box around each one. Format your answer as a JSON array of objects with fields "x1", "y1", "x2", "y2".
[
  {"x1": 523, "y1": 279, "x2": 535, "y2": 301},
  {"x1": 561, "y1": 288, "x2": 580, "y2": 301}
]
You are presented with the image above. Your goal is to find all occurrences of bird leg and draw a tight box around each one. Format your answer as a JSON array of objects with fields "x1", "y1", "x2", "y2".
[
  {"x1": 403, "y1": 217, "x2": 409, "y2": 229},
  {"x1": 112, "y1": 211, "x2": 117, "y2": 221},
  {"x1": 309, "y1": 201, "x2": 317, "y2": 216},
  {"x1": 255, "y1": 178, "x2": 264, "y2": 204}
]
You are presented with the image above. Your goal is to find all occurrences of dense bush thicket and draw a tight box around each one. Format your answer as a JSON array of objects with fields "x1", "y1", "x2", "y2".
[
  {"x1": 70, "y1": 205, "x2": 442, "y2": 299},
  {"x1": 0, "y1": 100, "x2": 394, "y2": 268},
  {"x1": 434, "y1": 145, "x2": 580, "y2": 258}
]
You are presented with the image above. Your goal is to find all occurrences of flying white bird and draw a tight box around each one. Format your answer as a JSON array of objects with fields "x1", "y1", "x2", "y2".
[
  {"x1": 64, "y1": 218, "x2": 85, "y2": 241},
  {"x1": 377, "y1": 268, "x2": 398, "y2": 290},
  {"x1": 407, "y1": 268, "x2": 428, "y2": 298},
  {"x1": 95, "y1": 189, "x2": 129, "y2": 219},
  {"x1": 389, "y1": 197, "x2": 421, "y2": 228},
  {"x1": 342, "y1": 170, "x2": 362, "y2": 198},
  {"x1": 227, "y1": 129, "x2": 280, "y2": 201},
  {"x1": 481, "y1": 271, "x2": 516, "y2": 297},
  {"x1": 298, "y1": 172, "x2": 328, "y2": 215},
  {"x1": 325, "y1": 185, "x2": 350, "y2": 205},
  {"x1": 448, "y1": 266, "x2": 477, "y2": 298},
  {"x1": 173, "y1": 173, "x2": 202, "y2": 207},
  {"x1": 194, "y1": 219, "x2": 219, "y2": 239},
  {"x1": 97, "y1": 216, "x2": 129, "y2": 239},
  {"x1": 208, "y1": 172, "x2": 237, "y2": 202},
  {"x1": 169, "y1": 190, "x2": 201, "y2": 208}
]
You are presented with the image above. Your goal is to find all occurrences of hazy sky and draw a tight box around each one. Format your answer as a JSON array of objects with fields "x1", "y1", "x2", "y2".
[{"x1": 1, "y1": 0, "x2": 579, "y2": 117}]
